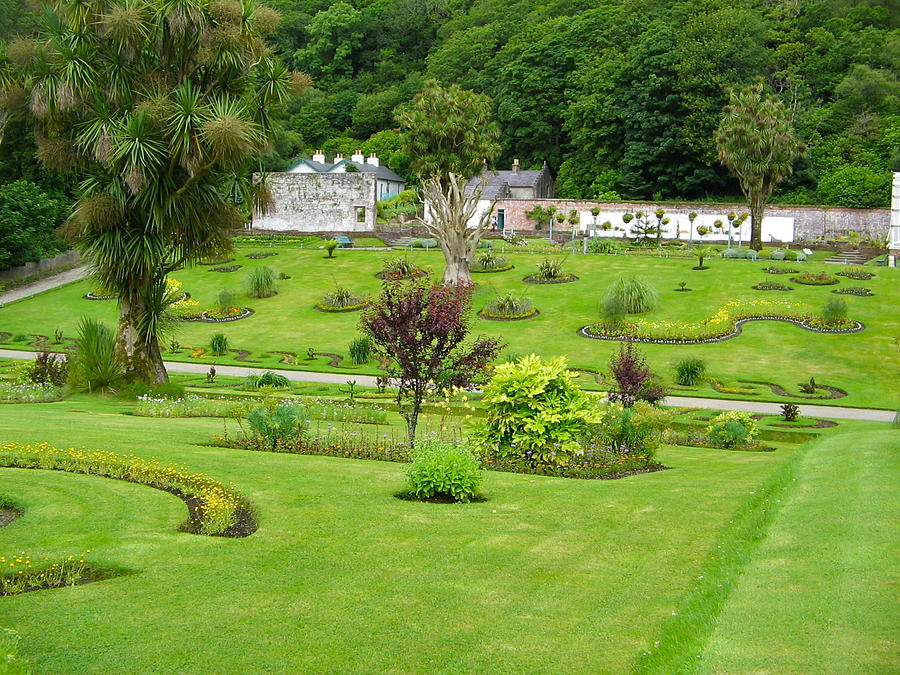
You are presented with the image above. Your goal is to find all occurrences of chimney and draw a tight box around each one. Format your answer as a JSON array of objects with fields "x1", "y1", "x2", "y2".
[
  {"x1": 312, "y1": 149, "x2": 325, "y2": 164},
  {"x1": 351, "y1": 149, "x2": 365, "y2": 164},
  {"x1": 512, "y1": 158, "x2": 520, "y2": 173},
  {"x1": 334, "y1": 153, "x2": 344, "y2": 163},
  {"x1": 366, "y1": 153, "x2": 380, "y2": 167}
]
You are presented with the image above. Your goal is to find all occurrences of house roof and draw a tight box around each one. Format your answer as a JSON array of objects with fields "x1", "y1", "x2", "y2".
[
  {"x1": 287, "y1": 158, "x2": 405, "y2": 183},
  {"x1": 465, "y1": 168, "x2": 548, "y2": 199}
]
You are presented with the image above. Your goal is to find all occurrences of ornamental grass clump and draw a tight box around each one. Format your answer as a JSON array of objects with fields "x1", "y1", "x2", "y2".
[
  {"x1": 471, "y1": 251, "x2": 511, "y2": 272},
  {"x1": 246, "y1": 266, "x2": 277, "y2": 298},
  {"x1": 318, "y1": 286, "x2": 366, "y2": 311},
  {"x1": 481, "y1": 293, "x2": 535, "y2": 319},
  {"x1": 0, "y1": 442, "x2": 249, "y2": 535},
  {"x1": 602, "y1": 276, "x2": 659, "y2": 315},
  {"x1": 673, "y1": 357, "x2": 706, "y2": 386},
  {"x1": 67, "y1": 318, "x2": 122, "y2": 393},
  {"x1": 348, "y1": 337, "x2": 371, "y2": 365},
  {"x1": 820, "y1": 297, "x2": 848, "y2": 326},
  {"x1": 405, "y1": 440, "x2": 482, "y2": 503},
  {"x1": 209, "y1": 333, "x2": 229, "y2": 356}
]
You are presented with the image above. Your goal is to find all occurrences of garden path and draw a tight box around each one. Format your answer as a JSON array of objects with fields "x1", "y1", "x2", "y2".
[
  {"x1": 0, "y1": 266, "x2": 89, "y2": 305},
  {"x1": 0, "y1": 348, "x2": 894, "y2": 422}
]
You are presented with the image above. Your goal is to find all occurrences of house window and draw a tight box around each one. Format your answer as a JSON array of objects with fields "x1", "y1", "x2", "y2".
[{"x1": 355, "y1": 206, "x2": 366, "y2": 223}]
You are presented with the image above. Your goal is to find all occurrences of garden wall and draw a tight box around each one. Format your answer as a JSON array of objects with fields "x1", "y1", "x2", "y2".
[
  {"x1": 253, "y1": 173, "x2": 377, "y2": 233},
  {"x1": 0, "y1": 250, "x2": 80, "y2": 283},
  {"x1": 490, "y1": 199, "x2": 889, "y2": 243}
]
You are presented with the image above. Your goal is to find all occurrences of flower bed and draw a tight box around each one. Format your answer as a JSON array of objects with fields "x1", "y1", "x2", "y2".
[
  {"x1": 791, "y1": 272, "x2": 839, "y2": 285},
  {"x1": 374, "y1": 269, "x2": 428, "y2": 281},
  {"x1": 471, "y1": 263, "x2": 514, "y2": 273},
  {"x1": 0, "y1": 552, "x2": 102, "y2": 596},
  {"x1": 522, "y1": 274, "x2": 579, "y2": 284},
  {"x1": 752, "y1": 281, "x2": 793, "y2": 291},
  {"x1": 0, "y1": 442, "x2": 254, "y2": 536},
  {"x1": 83, "y1": 292, "x2": 116, "y2": 300},
  {"x1": 581, "y1": 299, "x2": 864, "y2": 344},
  {"x1": 246, "y1": 252, "x2": 278, "y2": 259},
  {"x1": 837, "y1": 269, "x2": 874, "y2": 280},
  {"x1": 481, "y1": 450, "x2": 665, "y2": 480},
  {"x1": 763, "y1": 266, "x2": 798, "y2": 274},
  {"x1": 0, "y1": 382, "x2": 64, "y2": 403},
  {"x1": 198, "y1": 257, "x2": 236, "y2": 265},
  {"x1": 478, "y1": 308, "x2": 539, "y2": 320},
  {"x1": 180, "y1": 308, "x2": 254, "y2": 322},
  {"x1": 832, "y1": 287, "x2": 873, "y2": 296},
  {"x1": 211, "y1": 265, "x2": 241, "y2": 272},
  {"x1": 137, "y1": 395, "x2": 388, "y2": 424},
  {"x1": 314, "y1": 301, "x2": 369, "y2": 313}
]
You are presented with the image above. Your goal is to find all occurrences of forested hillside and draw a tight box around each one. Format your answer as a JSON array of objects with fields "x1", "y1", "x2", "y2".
[{"x1": 1, "y1": 0, "x2": 897, "y2": 209}]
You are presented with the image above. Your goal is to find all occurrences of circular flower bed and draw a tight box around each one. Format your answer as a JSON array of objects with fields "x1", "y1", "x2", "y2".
[
  {"x1": 212, "y1": 265, "x2": 242, "y2": 272},
  {"x1": 790, "y1": 272, "x2": 839, "y2": 285},
  {"x1": 752, "y1": 281, "x2": 793, "y2": 291},
  {"x1": 479, "y1": 294, "x2": 538, "y2": 320},
  {"x1": 522, "y1": 274, "x2": 579, "y2": 284},
  {"x1": 832, "y1": 287, "x2": 873, "y2": 296},
  {"x1": 182, "y1": 308, "x2": 254, "y2": 322},
  {"x1": 801, "y1": 318, "x2": 865, "y2": 333},
  {"x1": 246, "y1": 252, "x2": 278, "y2": 259},
  {"x1": 315, "y1": 301, "x2": 369, "y2": 313},
  {"x1": 763, "y1": 266, "x2": 798, "y2": 274},
  {"x1": 375, "y1": 268, "x2": 428, "y2": 281},
  {"x1": 316, "y1": 288, "x2": 368, "y2": 312},
  {"x1": 198, "y1": 257, "x2": 236, "y2": 266},
  {"x1": 472, "y1": 252, "x2": 513, "y2": 273},
  {"x1": 84, "y1": 292, "x2": 116, "y2": 300}
]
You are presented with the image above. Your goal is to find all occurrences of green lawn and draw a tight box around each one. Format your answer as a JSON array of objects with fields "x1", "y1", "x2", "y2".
[
  {"x1": 0, "y1": 393, "x2": 895, "y2": 671},
  {"x1": 2, "y1": 246, "x2": 898, "y2": 408}
]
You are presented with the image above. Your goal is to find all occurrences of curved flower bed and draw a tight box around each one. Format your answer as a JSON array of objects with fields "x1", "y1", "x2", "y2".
[
  {"x1": 181, "y1": 308, "x2": 254, "y2": 323},
  {"x1": 478, "y1": 308, "x2": 540, "y2": 321},
  {"x1": 246, "y1": 252, "x2": 278, "y2": 259},
  {"x1": 833, "y1": 287, "x2": 873, "y2": 296},
  {"x1": 837, "y1": 269, "x2": 874, "y2": 280},
  {"x1": 522, "y1": 274, "x2": 579, "y2": 284},
  {"x1": 84, "y1": 292, "x2": 116, "y2": 300},
  {"x1": 472, "y1": 264, "x2": 515, "y2": 273},
  {"x1": 0, "y1": 442, "x2": 255, "y2": 536},
  {"x1": 375, "y1": 269, "x2": 428, "y2": 281},
  {"x1": 581, "y1": 300, "x2": 864, "y2": 344},
  {"x1": 212, "y1": 265, "x2": 242, "y2": 272},
  {"x1": 314, "y1": 301, "x2": 369, "y2": 313},
  {"x1": 752, "y1": 282, "x2": 793, "y2": 291}
]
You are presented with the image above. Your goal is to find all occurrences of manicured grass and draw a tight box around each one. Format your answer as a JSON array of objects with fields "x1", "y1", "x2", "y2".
[
  {"x1": 0, "y1": 396, "x2": 802, "y2": 672},
  {"x1": 1, "y1": 247, "x2": 898, "y2": 408}
]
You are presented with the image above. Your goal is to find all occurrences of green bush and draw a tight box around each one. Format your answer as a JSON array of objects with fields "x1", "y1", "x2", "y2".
[
  {"x1": 246, "y1": 266, "x2": 277, "y2": 298},
  {"x1": 582, "y1": 402, "x2": 675, "y2": 460},
  {"x1": 405, "y1": 440, "x2": 482, "y2": 503},
  {"x1": 589, "y1": 238, "x2": 623, "y2": 254},
  {"x1": 246, "y1": 403, "x2": 306, "y2": 449},
  {"x1": 821, "y1": 297, "x2": 848, "y2": 325},
  {"x1": 348, "y1": 337, "x2": 371, "y2": 365},
  {"x1": 602, "y1": 276, "x2": 659, "y2": 315},
  {"x1": 476, "y1": 354, "x2": 601, "y2": 465},
  {"x1": 706, "y1": 411, "x2": 759, "y2": 448},
  {"x1": 210, "y1": 333, "x2": 229, "y2": 356},
  {"x1": 323, "y1": 239, "x2": 339, "y2": 257},
  {"x1": 673, "y1": 358, "x2": 706, "y2": 386},
  {"x1": 216, "y1": 289, "x2": 236, "y2": 314},
  {"x1": 0, "y1": 180, "x2": 65, "y2": 270},
  {"x1": 784, "y1": 249, "x2": 798, "y2": 261},
  {"x1": 67, "y1": 317, "x2": 122, "y2": 392}
]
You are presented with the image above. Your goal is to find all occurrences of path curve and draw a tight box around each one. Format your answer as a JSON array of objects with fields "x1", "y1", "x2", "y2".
[
  {"x1": 0, "y1": 266, "x2": 90, "y2": 305},
  {"x1": 0, "y1": 348, "x2": 892, "y2": 422}
]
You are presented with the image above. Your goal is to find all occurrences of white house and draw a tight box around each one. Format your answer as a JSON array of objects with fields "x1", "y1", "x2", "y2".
[{"x1": 288, "y1": 150, "x2": 406, "y2": 201}]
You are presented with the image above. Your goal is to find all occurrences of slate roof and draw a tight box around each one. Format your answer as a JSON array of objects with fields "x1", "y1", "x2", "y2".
[
  {"x1": 288, "y1": 158, "x2": 405, "y2": 183},
  {"x1": 465, "y1": 168, "x2": 548, "y2": 199}
]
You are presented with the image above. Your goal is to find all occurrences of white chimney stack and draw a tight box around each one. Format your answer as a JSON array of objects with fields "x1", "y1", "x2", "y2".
[
  {"x1": 366, "y1": 153, "x2": 380, "y2": 167},
  {"x1": 351, "y1": 149, "x2": 365, "y2": 164},
  {"x1": 334, "y1": 153, "x2": 344, "y2": 162},
  {"x1": 512, "y1": 158, "x2": 520, "y2": 173},
  {"x1": 312, "y1": 149, "x2": 325, "y2": 164}
]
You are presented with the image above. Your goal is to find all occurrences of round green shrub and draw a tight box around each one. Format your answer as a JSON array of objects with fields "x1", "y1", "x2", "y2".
[
  {"x1": 705, "y1": 411, "x2": 758, "y2": 448},
  {"x1": 673, "y1": 358, "x2": 706, "y2": 386},
  {"x1": 405, "y1": 440, "x2": 482, "y2": 503}
]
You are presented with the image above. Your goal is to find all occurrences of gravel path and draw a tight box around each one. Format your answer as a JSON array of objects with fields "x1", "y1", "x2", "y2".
[
  {"x1": 0, "y1": 266, "x2": 89, "y2": 305},
  {"x1": 0, "y1": 348, "x2": 894, "y2": 422}
]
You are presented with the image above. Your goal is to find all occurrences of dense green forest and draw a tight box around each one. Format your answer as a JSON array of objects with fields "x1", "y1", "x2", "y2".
[{"x1": 0, "y1": 0, "x2": 897, "y2": 219}]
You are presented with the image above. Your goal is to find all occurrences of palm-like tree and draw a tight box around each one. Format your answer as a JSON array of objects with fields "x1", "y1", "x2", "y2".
[{"x1": 1, "y1": 0, "x2": 305, "y2": 383}]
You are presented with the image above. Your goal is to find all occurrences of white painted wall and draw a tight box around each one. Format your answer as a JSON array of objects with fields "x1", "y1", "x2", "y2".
[{"x1": 577, "y1": 210, "x2": 794, "y2": 244}]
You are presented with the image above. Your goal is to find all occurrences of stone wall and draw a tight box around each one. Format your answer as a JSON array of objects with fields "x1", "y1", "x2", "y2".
[
  {"x1": 0, "y1": 250, "x2": 81, "y2": 283},
  {"x1": 253, "y1": 173, "x2": 377, "y2": 233},
  {"x1": 491, "y1": 199, "x2": 890, "y2": 243}
]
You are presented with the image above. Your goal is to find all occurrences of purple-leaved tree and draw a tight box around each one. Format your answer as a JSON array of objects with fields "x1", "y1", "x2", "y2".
[
  {"x1": 361, "y1": 280, "x2": 502, "y2": 446},
  {"x1": 608, "y1": 342, "x2": 667, "y2": 407}
]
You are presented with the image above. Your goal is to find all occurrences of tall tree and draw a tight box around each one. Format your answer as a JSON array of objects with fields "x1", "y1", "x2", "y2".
[
  {"x1": 360, "y1": 280, "x2": 501, "y2": 446},
  {"x1": 395, "y1": 79, "x2": 500, "y2": 184},
  {"x1": 1, "y1": 0, "x2": 304, "y2": 383},
  {"x1": 715, "y1": 84, "x2": 804, "y2": 250},
  {"x1": 419, "y1": 172, "x2": 492, "y2": 286}
]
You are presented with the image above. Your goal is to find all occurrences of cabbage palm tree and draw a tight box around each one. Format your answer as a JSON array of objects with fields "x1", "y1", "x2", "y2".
[{"x1": 1, "y1": 0, "x2": 305, "y2": 383}]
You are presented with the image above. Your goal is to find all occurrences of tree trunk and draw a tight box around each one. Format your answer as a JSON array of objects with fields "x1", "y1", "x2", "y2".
[
  {"x1": 117, "y1": 292, "x2": 169, "y2": 385},
  {"x1": 749, "y1": 198, "x2": 764, "y2": 251},
  {"x1": 442, "y1": 234, "x2": 473, "y2": 286},
  {"x1": 405, "y1": 401, "x2": 421, "y2": 448}
]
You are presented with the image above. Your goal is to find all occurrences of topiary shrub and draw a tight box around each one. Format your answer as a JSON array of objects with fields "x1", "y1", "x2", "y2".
[
  {"x1": 705, "y1": 410, "x2": 758, "y2": 448},
  {"x1": 602, "y1": 276, "x2": 659, "y2": 315},
  {"x1": 673, "y1": 358, "x2": 706, "y2": 386},
  {"x1": 323, "y1": 239, "x2": 339, "y2": 258},
  {"x1": 405, "y1": 440, "x2": 482, "y2": 503}
]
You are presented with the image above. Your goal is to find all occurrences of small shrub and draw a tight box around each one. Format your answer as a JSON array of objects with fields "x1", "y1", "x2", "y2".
[
  {"x1": 673, "y1": 358, "x2": 706, "y2": 386},
  {"x1": 216, "y1": 289, "x2": 236, "y2": 314},
  {"x1": 26, "y1": 351, "x2": 68, "y2": 386},
  {"x1": 821, "y1": 297, "x2": 848, "y2": 326},
  {"x1": 534, "y1": 256, "x2": 567, "y2": 280},
  {"x1": 320, "y1": 286, "x2": 365, "y2": 309},
  {"x1": 405, "y1": 440, "x2": 482, "y2": 503},
  {"x1": 246, "y1": 266, "x2": 277, "y2": 298},
  {"x1": 602, "y1": 276, "x2": 658, "y2": 315},
  {"x1": 781, "y1": 403, "x2": 800, "y2": 421},
  {"x1": 323, "y1": 239, "x2": 339, "y2": 257},
  {"x1": 799, "y1": 376, "x2": 817, "y2": 394},
  {"x1": 783, "y1": 249, "x2": 798, "y2": 261},
  {"x1": 608, "y1": 342, "x2": 666, "y2": 407},
  {"x1": 381, "y1": 256, "x2": 419, "y2": 279},
  {"x1": 705, "y1": 410, "x2": 758, "y2": 448},
  {"x1": 472, "y1": 251, "x2": 510, "y2": 271},
  {"x1": 589, "y1": 238, "x2": 623, "y2": 254},
  {"x1": 246, "y1": 371, "x2": 290, "y2": 389},
  {"x1": 209, "y1": 333, "x2": 229, "y2": 356},
  {"x1": 348, "y1": 336, "x2": 371, "y2": 365}
]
